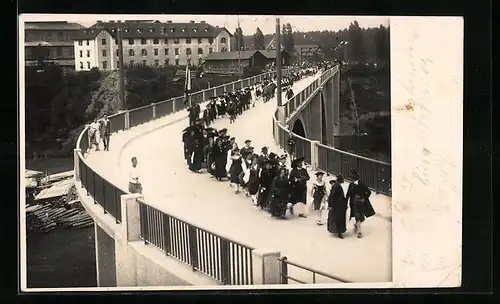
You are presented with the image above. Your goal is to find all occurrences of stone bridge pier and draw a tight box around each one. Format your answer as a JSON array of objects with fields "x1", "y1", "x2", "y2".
[{"x1": 288, "y1": 71, "x2": 341, "y2": 148}]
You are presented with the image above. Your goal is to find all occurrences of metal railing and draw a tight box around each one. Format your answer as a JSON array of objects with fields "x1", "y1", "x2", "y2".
[
  {"x1": 75, "y1": 69, "x2": 296, "y2": 224},
  {"x1": 78, "y1": 152, "x2": 125, "y2": 223},
  {"x1": 74, "y1": 69, "x2": 301, "y2": 284},
  {"x1": 316, "y1": 143, "x2": 391, "y2": 195},
  {"x1": 138, "y1": 200, "x2": 254, "y2": 285},
  {"x1": 272, "y1": 65, "x2": 392, "y2": 196},
  {"x1": 279, "y1": 256, "x2": 351, "y2": 284}
]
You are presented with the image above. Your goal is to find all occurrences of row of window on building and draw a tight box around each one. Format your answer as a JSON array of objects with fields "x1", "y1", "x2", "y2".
[
  {"x1": 79, "y1": 58, "x2": 202, "y2": 70},
  {"x1": 78, "y1": 47, "x2": 213, "y2": 58},
  {"x1": 26, "y1": 46, "x2": 71, "y2": 58},
  {"x1": 77, "y1": 37, "x2": 226, "y2": 46}
]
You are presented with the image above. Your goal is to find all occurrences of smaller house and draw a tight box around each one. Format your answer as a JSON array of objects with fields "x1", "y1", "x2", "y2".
[
  {"x1": 202, "y1": 50, "x2": 268, "y2": 76},
  {"x1": 258, "y1": 50, "x2": 291, "y2": 66}
]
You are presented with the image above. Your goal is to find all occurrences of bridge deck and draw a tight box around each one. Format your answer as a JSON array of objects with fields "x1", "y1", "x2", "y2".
[{"x1": 85, "y1": 75, "x2": 392, "y2": 284}]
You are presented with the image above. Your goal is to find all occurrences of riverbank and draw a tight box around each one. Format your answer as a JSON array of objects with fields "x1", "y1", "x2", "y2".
[{"x1": 26, "y1": 226, "x2": 97, "y2": 288}]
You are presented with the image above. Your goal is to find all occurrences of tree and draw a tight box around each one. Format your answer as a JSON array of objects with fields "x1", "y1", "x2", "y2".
[
  {"x1": 234, "y1": 27, "x2": 245, "y2": 51},
  {"x1": 253, "y1": 27, "x2": 265, "y2": 50},
  {"x1": 375, "y1": 25, "x2": 390, "y2": 63},
  {"x1": 348, "y1": 20, "x2": 365, "y2": 61},
  {"x1": 32, "y1": 44, "x2": 50, "y2": 68},
  {"x1": 285, "y1": 23, "x2": 294, "y2": 52}
]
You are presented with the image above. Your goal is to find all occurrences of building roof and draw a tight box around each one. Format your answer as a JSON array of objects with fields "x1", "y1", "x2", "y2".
[
  {"x1": 265, "y1": 36, "x2": 318, "y2": 50},
  {"x1": 25, "y1": 41, "x2": 73, "y2": 47},
  {"x1": 25, "y1": 21, "x2": 86, "y2": 31},
  {"x1": 259, "y1": 50, "x2": 289, "y2": 59},
  {"x1": 203, "y1": 50, "x2": 260, "y2": 61},
  {"x1": 74, "y1": 20, "x2": 232, "y2": 40}
]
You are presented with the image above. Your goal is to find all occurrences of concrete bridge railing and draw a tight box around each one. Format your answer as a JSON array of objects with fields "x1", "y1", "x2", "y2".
[
  {"x1": 272, "y1": 65, "x2": 392, "y2": 196},
  {"x1": 73, "y1": 69, "x2": 299, "y2": 286}
]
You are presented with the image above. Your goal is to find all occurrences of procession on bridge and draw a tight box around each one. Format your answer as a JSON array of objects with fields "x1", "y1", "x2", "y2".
[
  {"x1": 28, "y1": 14, "x2": 395, "y2": 288},
  {"x1": 180, "y1": 63, "x2": 376, "y2": 239}
]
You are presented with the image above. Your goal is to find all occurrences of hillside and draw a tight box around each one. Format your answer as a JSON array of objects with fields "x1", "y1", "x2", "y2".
[
  {"x1": 24, "y1": 64, "x2": 242, "y2": 159},
  {"x1": 86, "y1": 70, "x2": 122, "y2": 117}
]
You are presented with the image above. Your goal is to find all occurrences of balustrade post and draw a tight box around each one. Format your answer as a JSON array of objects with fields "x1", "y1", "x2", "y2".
[
  {"x1": 124, "y1": 110, "x2": 130, "y2": 130},
  {"x1": 163, "y1": 215, "x2": 172, "y2": 254},
  {"x1": 172, "y1": 98, "x2": 176, "y2": 113},
  {"x1": 73, "y1": 148, "x2": 81, "y2": 182},
  {"x1": 220, "y1": 239, "x2": 230, "y2": 284},
  {"x1": 252, "y1": 249, "x2": 281, "y2": 285},
  {"x1": 151, "y1": 103, "x2": 156, "y2": 119},
  {"x1": 188, "y1": 225, "x2": 199, "y2": 271},
  {"x1": 280, "y1": 257, "x2": 288, "y2": 284},
  {"x1": 120, "y1": 193, "x2": 144, "y2": 242},
  {"x1": 232, "y1": 82, "x2": 235, "y2": 91},
  {"x1": 202, "y1": 89, "x2": 206, "y2": 102},
  {"x1": 310, "y1": 141, "x2": 320, "y2": 171}
]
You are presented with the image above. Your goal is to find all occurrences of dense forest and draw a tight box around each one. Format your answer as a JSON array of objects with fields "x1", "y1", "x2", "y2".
[{"x1": 242, "y1": 21, "x2": 390, "y2": 63}]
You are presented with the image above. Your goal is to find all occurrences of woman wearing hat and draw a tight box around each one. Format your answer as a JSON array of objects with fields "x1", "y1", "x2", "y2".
[
  {"x1": 212, "y1": 139, "x2": 228, "y2": 181},
  {"x1": 258, "y1": 147, "x2": 269, "y2": 167},
  {"x1": 346, "y1": 169, "x2": 376, "y2": 238},
  {"x1": 327, "y1": 174, "x2": 347, "y2": 238},
  {"x1": 278, "y1": 154, "x2": 288, "y2": 174},
  {"x1": 240, "y1": 139, "x2": 253, "y2": 160},
  {"x1": 245, "y1": 156, "x2": 261, "y2": 205},
  {"x1": 227, "y1": 149, "x2": 247, "y2": 194},
  {"x1": 257, "y1": 160, "x2": 274, "y2": 210},
  {"x1": 288, "y1": 157, "x2": 309, "y2": 218},
  {"x1": 270, "y1": 167, "x2": 290, "y2": 219},
  {"x1": 311, "y1": 171, "x2": 328, "y2": 225}
]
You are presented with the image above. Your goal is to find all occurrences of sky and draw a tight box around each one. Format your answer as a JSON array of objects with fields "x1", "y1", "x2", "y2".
[{"x1": 20, "y1": 14, "x2": 389, "y2": 35}]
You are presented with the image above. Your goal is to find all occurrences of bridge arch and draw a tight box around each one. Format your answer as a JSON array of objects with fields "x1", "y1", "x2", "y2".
[{"x1": 292, "y1": 118, "x2": 306, "y2": 138}]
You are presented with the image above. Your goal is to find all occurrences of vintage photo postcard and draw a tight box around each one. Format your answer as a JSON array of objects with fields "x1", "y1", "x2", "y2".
[{"x1": 18, "y1": 14, "x2": 463, "y2": 291}]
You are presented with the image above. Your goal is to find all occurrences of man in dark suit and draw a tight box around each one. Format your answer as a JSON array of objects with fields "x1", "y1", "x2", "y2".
[
  {"x1": 100, "y1": 115, "x2": 111, "y2": 151},
  {"x1": 346, "y1": 169, "x2": 376, "y2": 238}
]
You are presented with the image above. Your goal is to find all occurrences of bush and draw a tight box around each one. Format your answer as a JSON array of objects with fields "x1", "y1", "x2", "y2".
[{"x1": 25, "y1": 64, "x2": 104, "y2": 155}]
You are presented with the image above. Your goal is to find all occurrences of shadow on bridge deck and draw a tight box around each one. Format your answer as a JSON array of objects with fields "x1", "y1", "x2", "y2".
[{"x1": 85, "y1": 75, "x2": 392, "y2": 284}]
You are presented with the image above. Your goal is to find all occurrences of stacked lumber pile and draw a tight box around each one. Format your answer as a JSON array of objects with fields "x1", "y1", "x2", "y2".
[
  {"x1": 26, "y1": 186, "x2": 94, "y2": 233},
  {"x1": 26, "y1": 203, "x2": 93, "y2": 233}
]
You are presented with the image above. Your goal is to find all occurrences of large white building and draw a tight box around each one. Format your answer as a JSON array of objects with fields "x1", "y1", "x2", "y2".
[{"x1": 73, "y1": 20, "x2": 233, "y2": 71}]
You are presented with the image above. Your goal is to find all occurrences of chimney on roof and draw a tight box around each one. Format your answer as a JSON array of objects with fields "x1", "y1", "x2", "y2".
[
  {"x1": 167, "y1": 20, "x2": 172, "y2": 24},
  {"x1": 190, "y1": 21, "x2": 195, "y2": 23},
  {"x1": 200, "y1": 21, "x2": 206, "y2": 23}
]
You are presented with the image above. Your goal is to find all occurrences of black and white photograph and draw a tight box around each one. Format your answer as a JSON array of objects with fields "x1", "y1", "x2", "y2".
[{"x1": 19, "y1": 14, "x2": 463, "y2": 291}]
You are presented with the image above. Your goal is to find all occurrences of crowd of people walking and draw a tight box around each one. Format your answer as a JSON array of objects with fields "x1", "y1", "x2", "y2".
[
  {"x1": 183, "y1": 122, "x2": 376, "y2": 238},
  {"x1": 182, "y1": 63, "x2": 376, "y2": 239}
]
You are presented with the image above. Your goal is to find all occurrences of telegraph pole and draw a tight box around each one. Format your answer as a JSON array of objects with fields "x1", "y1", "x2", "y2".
[
  {"x1": 117, "y1": 20, "x2": 125, "y2": 110},
  {"x1": 276, "y1": 17, "x2": 282, "y2": 109}
]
